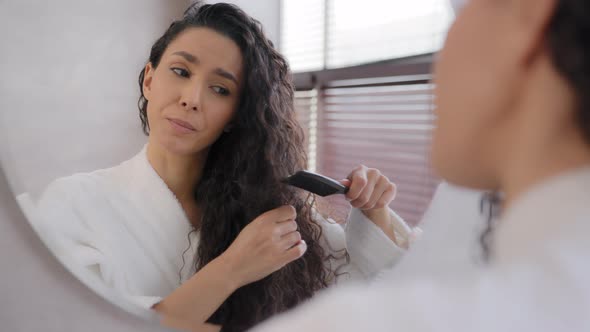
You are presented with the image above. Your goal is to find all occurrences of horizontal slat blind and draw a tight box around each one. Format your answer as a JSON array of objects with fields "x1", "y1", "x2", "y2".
[
  {"x1": 280, "y1": 0, "x2": 325, "y2": 72},
  {"x1": 316, "y1": 77, "x2": 439, "y2": 225},
  {"x1": 294, "y1": 89, "x2": 318, "y2": 171}
]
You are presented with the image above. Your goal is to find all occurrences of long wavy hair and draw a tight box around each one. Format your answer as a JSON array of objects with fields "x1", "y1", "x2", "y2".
[{"x1": 137, "y1": 2, "x2": 333, "y2": 331}]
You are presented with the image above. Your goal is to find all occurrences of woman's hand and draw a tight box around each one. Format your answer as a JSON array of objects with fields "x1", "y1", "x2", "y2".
[
  {"x1": 155, "y1": 206, "x2": 304, "y2": 332},
  {"x1": 341, "y1": 165, "x2": 397, "y2": 211},
  {"x1": 341, "y1": 165, "x2": 399, "y2": 243},
  {"x1": 220, "y1": 205, "x2": 307, "y2": 288}
]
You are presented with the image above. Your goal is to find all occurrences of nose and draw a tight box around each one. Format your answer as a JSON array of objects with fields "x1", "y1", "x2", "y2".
[
  {"x1": 180, "y1": 83, "x2": 203, "y2": 112},
  {"x1": 181, "y1": 101, "x2": 198, "y2": 111}
]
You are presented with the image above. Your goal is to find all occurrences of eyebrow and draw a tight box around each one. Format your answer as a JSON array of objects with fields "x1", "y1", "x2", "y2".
[
  {"x1": 172, "y1": 51, "x2": 199, "y2": 64},
  {"x1": 213, "y1": 68, "x2": 239, "y2": 86},
  {"x1": 171, "y1": 51, "x2": 239, "y2": 86}
]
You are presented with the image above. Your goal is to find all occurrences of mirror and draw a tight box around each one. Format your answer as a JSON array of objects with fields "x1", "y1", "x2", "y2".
[
  {"x1": 0, "y1": 0, "x2": 193, "y2": 323},
  {"x1": 1, "y1": 0, "x2": 448, "y2": 331},
  {"x1": 0, "y1": 164, "x2": 170, "y2": 331}
]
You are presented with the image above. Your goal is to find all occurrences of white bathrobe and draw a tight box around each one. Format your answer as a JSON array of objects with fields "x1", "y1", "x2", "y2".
[
  {"x1": 360, "y1": 181, "x2": 486, "y2": 288},
  {"x1": 255, "y1": 168, "x2": 590, "y2": 332},
  {"x1": 17, "y1": 146, "x2": 414, "y2": 309}
]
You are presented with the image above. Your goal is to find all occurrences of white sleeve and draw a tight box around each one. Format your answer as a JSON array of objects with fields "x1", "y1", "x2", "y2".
[
  {"x1": 345, "y1": 208, "x2": 413, "y2": 278},
  {"x1": 17, "y1": 179, "x2": 103, "y2": 271},
  {"x1": 316, "y1": 208, "x2": 417, "y2": 282},
  {"x1": 17, "y1": 179, "x2": 160, "y2": 310}
]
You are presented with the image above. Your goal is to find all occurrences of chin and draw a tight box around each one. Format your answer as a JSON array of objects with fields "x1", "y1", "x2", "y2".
[
  {"x1": 156, "y1": 132, "x2": 202, "y2": 156},
  {"x1": 435, "y1": 161, "x2": 497, "y2": 191},
  {"x1": 432, "y1": 144, "x2": 495, "y2": 191}
]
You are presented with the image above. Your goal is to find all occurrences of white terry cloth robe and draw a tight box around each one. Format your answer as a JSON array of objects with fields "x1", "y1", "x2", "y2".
[
  {"x1": 254, "y1": 167, "x2": 590, "y2": 332},
  {"x1": 374, "y1": 182, "x2": 489, "y2": 283},
  {"x1": 17, "y1": 146, "x2": 417, "y2": 309}
]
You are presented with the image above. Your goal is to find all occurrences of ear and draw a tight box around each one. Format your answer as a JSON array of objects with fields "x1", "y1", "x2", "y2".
[
  {"x1": 143, "y1": 63, "x2": 155, "y2": 101},
  {"x1": 509, "y1": 0, "x2": 558, "y2": 65}
]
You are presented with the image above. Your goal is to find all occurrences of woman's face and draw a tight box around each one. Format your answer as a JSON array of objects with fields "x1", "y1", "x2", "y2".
[
  {"x1": 143, "y1": 27, "x2": 244, "y2": 156},
  {"x1": 432, "y1": 0, "x2": 537, "y2": 189}
]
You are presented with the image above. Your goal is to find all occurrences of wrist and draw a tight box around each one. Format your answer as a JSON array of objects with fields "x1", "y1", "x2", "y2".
[
  {"x1": 213, "y1": 253, "x2": 243, "y2": 291},
  {"x1": 361, "y1": 207, "x2": 399, "y2": 245},
  {"x1": 361, "y1": 207, "x2": 391, "y2": 228}
]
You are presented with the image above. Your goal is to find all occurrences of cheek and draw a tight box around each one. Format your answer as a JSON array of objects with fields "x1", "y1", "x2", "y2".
[
  {"x1": 205, "y1": 101, "x2": 236, "y2": 132},
  {"x1": 146, "y1": 78, "x2": 180, "y2": 124},
  {"x1": 434, "y1": 66, "x2": 518, "y2": 185},
  {"x1": 431, "y1": 8, "x2": 505, "y2": 185},
  {"x1": 150, "y1": 77, "x2": 177, "y2": 106},
  {"x1": 208, "y1": 94, "x2": 239, "y2": 120},
  {"x1": 433, "y1": 80, "x2": 499, "y2": 187},
  {"x1": 184, "y1": 98, "x2": 237, "y2": 146},
  {"x1": 145, "y1": 99, "x2": 166, "y2": 133},
  {"x1": 145, "y1": 102, "x2": 158, "y2": 130}
]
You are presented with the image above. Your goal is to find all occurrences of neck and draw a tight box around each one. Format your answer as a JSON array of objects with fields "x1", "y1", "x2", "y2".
[
  {"x1": 146, "y1": 139, "x2": 208, "y2": 204},
  {"x1": 496, "y1": 57, "x2": 590, "y2": 209},
  {"x1": 501, "y1": 128, "x2": 590, "y2": 210}
]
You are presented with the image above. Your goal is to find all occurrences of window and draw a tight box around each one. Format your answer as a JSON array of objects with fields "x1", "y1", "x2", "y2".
[
  {"x1": 294, "y1": 89, "x2": 318, "y2": 171},
  {"x1": 281, "y1": 0, "x2": 454, "y2": 71},
  {"x1": 316, "y1": 74, "x2": 438, "y2": 225},
  {"x1": 280, "y1": 0, "x2": 326, "y2": 72},
  {"x1": 326, "y1": 0, "x2": 454, "y2": 68},
  {"x1": 285, "y1": 2, "x2": 451, "y2": 225}
]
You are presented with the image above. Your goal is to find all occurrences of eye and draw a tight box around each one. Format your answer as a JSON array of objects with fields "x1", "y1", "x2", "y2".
[
  {"x1": 212, "y1": 86, "x2": 230, "y2": 96},
  {"x1": 171, "y1": 67, "x2": 190, "y2": 78}
]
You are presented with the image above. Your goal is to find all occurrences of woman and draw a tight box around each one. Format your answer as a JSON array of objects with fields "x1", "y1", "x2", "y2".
[
  {"x1": 254, "y1": 0, "x2": 590, "y2": 331},
  {"x1": 17, "y1": 2, "x2": 416, "y2": 332}
]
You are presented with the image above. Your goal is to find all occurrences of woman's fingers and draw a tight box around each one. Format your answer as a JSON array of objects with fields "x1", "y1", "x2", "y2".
[
  {"x1": 280, "y1": 231, "x2": 302, "y2": 250},
  {"x1": 345, "y1": 165, "x2": 369, "y2": 202},
  {"x1": 359, "y1": 178, "x2": 390, "y2": 209},
  {"x1": 283, "y1": 240, "x2": 307, "y2": 263},
  {"x1": 275, "y1": 219, "x2": 298, "y2": 237},
  {"x1": 344, "y1": 166, "x2": 397, "y2": 210}
]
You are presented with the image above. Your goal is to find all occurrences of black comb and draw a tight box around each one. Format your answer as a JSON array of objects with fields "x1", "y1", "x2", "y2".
[{"x1": 282, "y1": 170, "x2": 349, "y2": 197}]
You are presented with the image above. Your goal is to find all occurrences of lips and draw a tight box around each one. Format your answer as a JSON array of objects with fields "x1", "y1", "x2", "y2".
[{"x1": 167, "y1": 118, "x2": 196, "y2": 131}]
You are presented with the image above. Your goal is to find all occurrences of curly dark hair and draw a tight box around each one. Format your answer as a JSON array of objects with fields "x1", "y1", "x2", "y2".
[
  {"x1": 478, "y1": 0, "x2": 590, "y2": 262},
  {"x1": 547, "y1": 0, "x2": 590, "y2": 142},
  {"x1": 137, "y1": 2, "x2": 334, "y2": 331}
]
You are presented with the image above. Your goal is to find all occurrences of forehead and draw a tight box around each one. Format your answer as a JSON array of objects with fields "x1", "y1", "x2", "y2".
[{"x1": 163, "y1": 27, "x2": 244, "y2": 79}]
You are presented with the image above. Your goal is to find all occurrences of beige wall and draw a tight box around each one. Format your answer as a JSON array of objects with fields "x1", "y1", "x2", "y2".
[
  {"x1": 0, "y1": 0, "x2": 280, "y2": 197},
  {"x1": 0, "y1": 0, "x2": 190, "y2": 195}
]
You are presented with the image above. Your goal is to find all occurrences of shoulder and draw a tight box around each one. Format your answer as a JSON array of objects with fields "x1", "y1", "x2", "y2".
[
  {"x1": 21, "y1": 162, "x2": 130, "y2": 225},
  {"x1": 40, "y1": 167, "x2": 119, "y2": 202}
]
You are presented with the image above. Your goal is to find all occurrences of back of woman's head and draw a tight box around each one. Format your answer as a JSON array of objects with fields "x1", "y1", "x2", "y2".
[
  {"x1": 431, "y1": 0, "x2": 590, "y2": 191},
  {"x1": 138, "y1": 2, "x2": 330, "y2": 331},
  {"x1": 471, "y1": 0, "x2": 590, "y2": 262},
  {"x1": 547, "y1": 0, "x2": 590, "y2": 142}
]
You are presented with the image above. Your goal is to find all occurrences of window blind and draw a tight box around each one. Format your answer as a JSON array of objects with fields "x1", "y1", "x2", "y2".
[
  {"x1": 316, "y1": 75, "x2": 440, "y2": 225},
  {"x1": 280, "y1": 0, "x2": 326, "y2": 72},
  {"x1": 294, "y1": 89, "x2": 318, "y2": 171}
]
